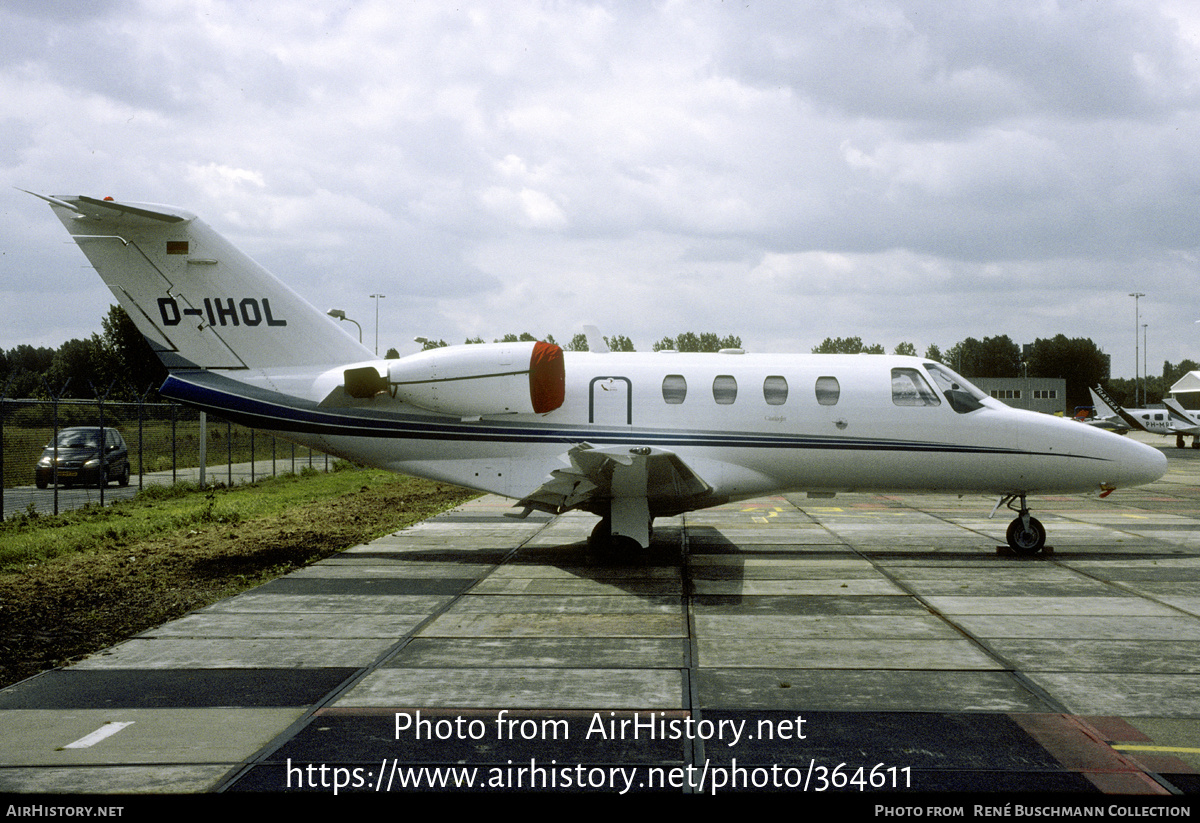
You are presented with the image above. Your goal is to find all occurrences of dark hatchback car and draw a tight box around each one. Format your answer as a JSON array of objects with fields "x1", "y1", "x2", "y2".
[{"x1": 35, "y1": 427, "x2": 131, "y2": 489}]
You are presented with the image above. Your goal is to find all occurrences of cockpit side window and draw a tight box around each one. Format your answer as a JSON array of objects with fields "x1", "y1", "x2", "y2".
[
  {"x1": 923, "y1": 363, "x2": 986, "y2": 414},
  {"x1": 891, "y1": 368, "x2": 941, "y2": 407}
]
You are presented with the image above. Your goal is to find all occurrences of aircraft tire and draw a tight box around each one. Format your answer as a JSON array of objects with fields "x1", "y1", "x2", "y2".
[
  {"x1": 588, "y1": 518, "x2": 611, "y2": 547},
  {"x1": 1006, "y1": 516, "x2": 1046, "y2": 556}
]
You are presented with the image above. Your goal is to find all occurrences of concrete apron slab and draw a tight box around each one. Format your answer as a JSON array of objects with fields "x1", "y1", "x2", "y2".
[{"x1": 1, "y1": 443, "x2": 1199, "y2": 796}]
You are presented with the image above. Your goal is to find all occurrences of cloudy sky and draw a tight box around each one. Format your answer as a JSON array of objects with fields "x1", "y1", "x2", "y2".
[{"x1": 2, "y1": 0, "x2": 1198, "y2": 379}]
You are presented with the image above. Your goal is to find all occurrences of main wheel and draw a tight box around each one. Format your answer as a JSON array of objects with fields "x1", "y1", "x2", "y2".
[
  {"x1": 587, "y1": 518, "x2": 640, "y2": 559},
  {"x1": 1006, "y1": 516, "x2": 1046, "y2": 556},
  {"x1": 588, "y1": 518, "x2": 611, "y2": 547}
]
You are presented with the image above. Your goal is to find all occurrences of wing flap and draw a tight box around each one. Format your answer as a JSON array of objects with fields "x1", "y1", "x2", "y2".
[{"x1": 516, "y1": 442, "x2": 714, "y2": 517}]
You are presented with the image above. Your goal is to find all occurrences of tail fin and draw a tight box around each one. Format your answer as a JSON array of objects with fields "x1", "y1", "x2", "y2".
[
  {"x1": 1163, "y1": 397, "x2": 1200, "y2": 428},
  {"x1": 1088, "y1": 385, "x2": 1120, "y2": 418},
  {"x1": 1090, "y1": 384, "x2": 1145, "y2": 432},
  {"x1": 33, "y1": 193, "x2": 370, "y2": 370}
]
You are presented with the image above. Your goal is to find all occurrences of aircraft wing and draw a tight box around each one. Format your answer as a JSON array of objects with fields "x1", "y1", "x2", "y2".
[{"x1": 515, "y1": 443, "x2": 715, "y2": 518}]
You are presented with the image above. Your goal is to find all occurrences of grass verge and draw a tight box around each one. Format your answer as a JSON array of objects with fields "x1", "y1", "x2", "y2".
[{"x1": 0, "y1": 466, "x2": 477, "y2": 687}]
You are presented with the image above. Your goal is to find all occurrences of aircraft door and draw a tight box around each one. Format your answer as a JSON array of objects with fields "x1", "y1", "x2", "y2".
[{"x1": 589, "y1": 376, "x2": 632, "y2": 427}]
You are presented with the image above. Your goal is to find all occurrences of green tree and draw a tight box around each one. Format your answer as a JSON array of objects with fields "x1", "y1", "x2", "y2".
[
  {"x1": 945, "y1": 335, "x2": 1021, "y2": 378},
  {"x1": 653, "y1": 332, "x2": 741, "y2": 352},
  {"x1": 1164, "y1": 359, "x2": 1200, "y2": 388},
  {"x1": 45, "y1": 336, "x2": 115, "y2": 399},
  {"x1": 1, "y1": 344, "x2": 55, "y2": 398},
  {"x1": 1026, "y1": 335, "x2": 1110, "y2": 410},
  {"x1": 924, "y1": 344, "x2": 943, "y2": 363},
  {"x1": 101, "y1": 305, "x2": 167, "y2": 396},
  {"x1": 893, "y1": 342, "x2": 917, "y2": 357},
  {"x1": 566, "y1": 333, "x2": 589, "y2": 352},
  {"x1": 812, "y1": 336, "x2": 882, "y2": 354},
  {"x1": 604, "y1": 335, "x2": 636, "y2": 352}
]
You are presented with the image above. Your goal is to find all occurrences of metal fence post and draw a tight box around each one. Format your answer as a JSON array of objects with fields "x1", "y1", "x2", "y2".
[{"x1": 0, "y1": 374, "x2": 13, "y2": 521}]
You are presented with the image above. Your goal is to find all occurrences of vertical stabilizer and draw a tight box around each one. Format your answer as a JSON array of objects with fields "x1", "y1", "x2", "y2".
[
  {"x1": 1090, "y1": 384, "x2": 1145, "y2": 432},
  {"x1": 38, "y1": 194, "x2": 370, "y2": 370}
]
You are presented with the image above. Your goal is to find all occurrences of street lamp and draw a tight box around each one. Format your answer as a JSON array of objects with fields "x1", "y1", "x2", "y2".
[
  {"x1": 326, "y1": 309, "x2": 362, "y2": 343},
  {"x1": 1143, "y1": 323, "x2": 1148, "y2": 400},
  {"x1": 370, "y1": 293, "x2": 386, "y2": 355},
  {"x1": 1129, "y1": 292, "x2": 1144, "y2": 406}
]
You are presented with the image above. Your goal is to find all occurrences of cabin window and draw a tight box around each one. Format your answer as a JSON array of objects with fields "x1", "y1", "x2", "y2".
[
  {"x1": 763, "y1": 375, "x2": 788, "y2": 405},
  {"x1": 891, "y1": 368, "x2": 941, "y2": 407},
  {"x1": 815, "y1": 376, "x2": 840, "y2": 406},
  {"x1": 713, "y1": 375, "x2": 737, "y2": 405},
  {"x1": 662, "y1": 374, "x2": 687, "y2": 404}
]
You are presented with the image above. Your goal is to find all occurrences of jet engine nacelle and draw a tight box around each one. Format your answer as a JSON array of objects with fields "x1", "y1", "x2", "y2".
[{"x1": 366, "y1": 340, "x2": 565, "y2": 416}]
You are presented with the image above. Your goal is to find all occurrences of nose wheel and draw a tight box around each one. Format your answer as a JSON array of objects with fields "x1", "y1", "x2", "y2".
[{"x1": 999, "y1": 494, "x2": 1046, "y2": 556}]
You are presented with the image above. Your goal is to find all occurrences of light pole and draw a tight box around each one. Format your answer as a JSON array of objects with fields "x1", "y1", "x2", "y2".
[
  {"x1": 1129, "y1": 292, "x2": 1144, "y2": 406},
  {"x1": 370, "y1": 293, "x2": 385, "y2": 355},
  {"x1": 326, "y1": 309, "x2": 362, "y2": 343},
  {"x1": 1143, "y1": 323, "x2": 1148, "y2": 401}
]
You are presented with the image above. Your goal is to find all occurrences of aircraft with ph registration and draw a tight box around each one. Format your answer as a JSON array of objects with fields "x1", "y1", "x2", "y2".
[
  {"x1": 29, "y1": 191, "x2": 1168, "y2": 556},
  {"x1": 1088, "y1": 385, "x2": 1200, "y2": 449}
]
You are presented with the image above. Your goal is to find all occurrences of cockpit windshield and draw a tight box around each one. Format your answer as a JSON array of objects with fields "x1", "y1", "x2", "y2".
[{"x1": 923, "y1": 363, "x2": 987, "y2": 414}]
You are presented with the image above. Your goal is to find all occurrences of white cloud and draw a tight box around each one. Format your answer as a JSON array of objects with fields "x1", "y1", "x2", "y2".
[{"x1": 3, "y1": 0, "x2": 1199, "y2": 371}]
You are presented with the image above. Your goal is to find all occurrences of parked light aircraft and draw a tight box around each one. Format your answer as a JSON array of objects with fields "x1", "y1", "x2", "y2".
[
  {"x1": 31, "y1": 192, "x2": 1168, "y2": 555},
  {"x1": 1089, "y1": 385, "x2": 1200, "y2": 449}
]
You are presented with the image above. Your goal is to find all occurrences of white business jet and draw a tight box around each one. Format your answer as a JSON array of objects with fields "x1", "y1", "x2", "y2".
[{"x1": 30, "y1": 193, "x2": 1167, "y2": 556}]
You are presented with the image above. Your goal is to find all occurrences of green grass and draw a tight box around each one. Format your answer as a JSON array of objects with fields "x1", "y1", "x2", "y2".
[{"x1": 0, "y1": 463, "x2": 430, "y2": 572}]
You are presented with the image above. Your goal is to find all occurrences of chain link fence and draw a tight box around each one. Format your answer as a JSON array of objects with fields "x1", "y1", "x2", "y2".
[{"x1": 1, "y1": 395, "x2": 329, "y2": 520}]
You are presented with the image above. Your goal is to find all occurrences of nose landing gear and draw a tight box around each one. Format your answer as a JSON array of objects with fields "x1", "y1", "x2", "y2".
[{"x1": 997, "y1": 493, "x2": 1046, "y2": 556}]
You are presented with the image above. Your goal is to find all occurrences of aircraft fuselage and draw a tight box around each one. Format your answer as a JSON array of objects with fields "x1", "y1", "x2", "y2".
[{"x1": 163, "y1": 350, "x2": 1166, "y2": 515}]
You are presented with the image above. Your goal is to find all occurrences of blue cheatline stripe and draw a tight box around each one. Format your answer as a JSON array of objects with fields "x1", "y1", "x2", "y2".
[{"x1": 161, "y1": 373, "x2": 1105, "y2": 461}]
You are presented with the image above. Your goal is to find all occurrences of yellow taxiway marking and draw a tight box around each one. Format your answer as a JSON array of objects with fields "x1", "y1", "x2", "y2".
[
  {"x1": 1112, "y1": 744, "x2": 1200, "y2": 754},
  {"x1": 744, "y1": 506, "x2": 784, "y2": 523}
]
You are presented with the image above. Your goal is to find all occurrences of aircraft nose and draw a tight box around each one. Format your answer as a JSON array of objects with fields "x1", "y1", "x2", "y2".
[{"x1": 1112, "y1": 436, "x2": 1168, "y2": 488}]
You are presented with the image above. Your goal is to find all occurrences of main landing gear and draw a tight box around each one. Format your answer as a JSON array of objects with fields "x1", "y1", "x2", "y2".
[
  {"x1": 588, "y1": 481, "x2": 654, "y2": 555},
  {"x1": 998, "y1": 493, "x2": 1046, "y2": 556},
  {"x1": 588, "y1": 515, "x2": 653, "y2": 555}
]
